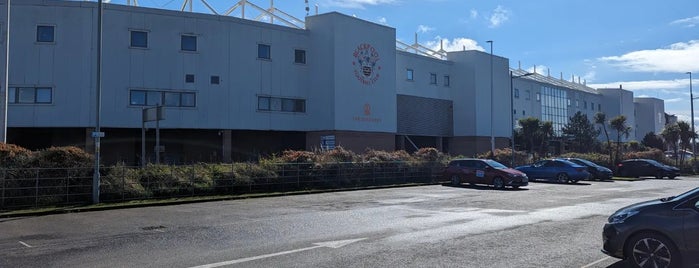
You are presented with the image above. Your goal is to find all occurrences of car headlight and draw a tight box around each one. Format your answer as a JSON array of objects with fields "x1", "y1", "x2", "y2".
[{"x1": 608, "y1": 210, "x2": 639, "y2": 224}]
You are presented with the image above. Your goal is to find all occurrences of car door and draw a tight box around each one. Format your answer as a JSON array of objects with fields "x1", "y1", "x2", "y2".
[
  {"x1": 473, "y1": 161, "x2": 489, "y2": 183},
  {"x1": 541, "y1": 160, "x2": 560, "y2": 179},
  {"x1": 683, "y1": 197, "x2": 699, "y2": 252},
  {"x1": 460, "y1": 160, "x2": 477, "y2": 184}
]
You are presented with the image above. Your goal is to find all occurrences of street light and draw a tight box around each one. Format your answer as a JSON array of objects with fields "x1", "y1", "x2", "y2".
[
  {"x1": 487, "y1": 40, "x2": 494, "y2": 155},
  {"x1": 92, "y1": 0, "x2": 104, "y2": 204},
  {"x1": 510, "y1": 71, "x2": 534, "y2": 167},
  {"x1": 689, "y1": 71, "x2": 695, "y2": 160}
]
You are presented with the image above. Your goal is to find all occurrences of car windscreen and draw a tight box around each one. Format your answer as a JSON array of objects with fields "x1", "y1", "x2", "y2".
[
  {"x1": 670, "y1": 187, "x2": 699, "y2": 202},
  {"x1": 485, "y1": 160, "x2": 508, "y2": 169},
  {"x1": 644, "y1": 159, "x2": 664, "y2": 167}
]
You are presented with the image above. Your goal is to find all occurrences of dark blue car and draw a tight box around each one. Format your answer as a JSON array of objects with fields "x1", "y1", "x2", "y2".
[{"x1": 515, "y1": 159, "x2": 590, "y2": 183}]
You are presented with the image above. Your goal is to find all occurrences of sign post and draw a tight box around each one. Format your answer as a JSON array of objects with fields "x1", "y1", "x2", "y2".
[{"x1": 142, "y1": 105, "x2": 164, "y2": 166}]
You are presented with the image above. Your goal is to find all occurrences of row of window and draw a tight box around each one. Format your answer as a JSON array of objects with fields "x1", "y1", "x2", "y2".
[
  {"x1": 257, "y1": 96, "x2": 306, "y2": 113},
  {"x1": 405, "y1": 69, "x2": 450, "y2": 86},
  {"x1": 515, "y1": 88, "x2": 603, "y2": 112},
  {"x1": 9, "y1": 87, "x2": 52, "y2": 104},
  {"x1": 130, "y1": 90, "x2": 196, "y2": 107}
]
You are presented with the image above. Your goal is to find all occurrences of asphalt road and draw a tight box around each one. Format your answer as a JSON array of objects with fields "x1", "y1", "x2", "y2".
[{"x1": 1, "y1": 176, "x2": 698, "y2": 268}]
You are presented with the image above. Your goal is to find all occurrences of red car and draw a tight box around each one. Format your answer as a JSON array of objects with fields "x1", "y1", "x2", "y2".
[{"x1": 444, "y1": 158, "x2": 529, "y2": 189}]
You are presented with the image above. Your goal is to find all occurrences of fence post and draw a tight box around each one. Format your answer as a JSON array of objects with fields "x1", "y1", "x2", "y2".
[
  {"x1": 190, "y1": 167, "x2": 195, "y2": 197},
  {"x1": 121, "y1": 166, "x2": 126, "y2": 202},
  {"x1": 1, "y1": 169, "x2": 5, "y2": 209},
  {"x1": 296, "y1": 163, "x2": 300, "y2": 189},
  {"x1": 65, "y1": 168, "x2": 70, "y2": 204},
  {"x1": 35, "y1": 169, "x2": 40, "y2": 207}
]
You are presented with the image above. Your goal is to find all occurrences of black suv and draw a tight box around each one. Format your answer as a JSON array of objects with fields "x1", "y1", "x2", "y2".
[{"x1": 616, "y1": 159, "x2": 680, "y2": 179}]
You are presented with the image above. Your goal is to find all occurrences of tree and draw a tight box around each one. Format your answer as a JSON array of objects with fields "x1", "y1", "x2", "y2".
[
  {"x1": 594, "y1": 112, "x2": 612, "y2": 165},
  {"x1": 641, "y1": 132, "x2": 664, "y2": 150},
  {"x1": 518, "y1": 117, "x2": 541, "y2": 154},
  {"x1": 678, "y1": 121, "x2": 692, "y2": 164},
  {"x1": 661, "y1": 123, "x2": 680, "y2": 165},
  {"x1": 609, "y1": 115, "x2": 631, "y2": 164},
  {"x1": 539, "y1": 121, "x2": 554, "y2": 157},
  {"x1": 561, "y1": 111, "x2": 599, "y2": 153}
]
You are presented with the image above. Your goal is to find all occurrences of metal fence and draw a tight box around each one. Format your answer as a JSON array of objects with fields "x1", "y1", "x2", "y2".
[{"x1": 1, "y1": 162, "x2": 445, "y2": 212}]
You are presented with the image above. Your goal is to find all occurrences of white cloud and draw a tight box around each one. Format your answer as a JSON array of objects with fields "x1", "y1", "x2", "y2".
[
  {"x1": 525, "y1": 65, "x2": 549, "y2": 75},
  {"x1": 663, "y1": 98, "x2": 684, "y2": 103},
  {"x1": 321, "y1": 0, "x2": 396, "y2": 9},
  {"x1": 670, "y1": 15, "x2": 699, "y2": 28},
  {"x1": 425, "y1": 37, "x2": 484, "y2": 52},
  {"x1": 488, "y1": 5, "x2": 510, "y2": 28},
  {"x1": 377, "y1": 17, "x2": 388, "y2": 25},
  {"x1": 598, "y1": 40, "x2": 699, "y2": 73},
  {"x1": 470, "y1": 9, "x2": 478, "y2": 19},
  {"x1": 417, "y1": 25, "x2": 434, "y2": 33}
]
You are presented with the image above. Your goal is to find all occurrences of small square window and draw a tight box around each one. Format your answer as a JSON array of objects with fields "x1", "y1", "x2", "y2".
[
  {"x1": 514, "y1": 88, "x2": 519, "y2": 98},
  {"x1": 18, "y1": 88, "x2": 35, "y2": 103},
  {"x1": 430, "y1": 73, "x2": 437, "y2": 84},
  {"x1": 146, "y1": 91, "x2": 161, "y2": 106},
  {"x1": 8, "y1": 88, "x2": 16, "y2": 103},
  {"x1": 444, "y1": 75, "x2": 450, "y2": 87},
  {"x1": 536, "y1": 93, "x2": 540, "y2": 101},
  {"x1": 164, "y1": 92, "x2": 181, "y2": 107},
  {"x1": 406, "y1": 69, "x2": 414, "y2": 81},
  {"x1": 211, "y1": 76, "x2": 220, "y2": 85},
  {"x1": 523, "y1": 110, "x2": 526, "y2": 115},
  {"x1": 130, "y1": 90, "x2": 147, "y2": 106},
  {"x1": 181, "y1": 93, "x2": 196, "y2": 107},
  {"x1": 35, "y1": 88, "x2": 52, "y2": 103},
  {"x1": 258, "y1": 44, "x2": 271, "y2": 59},
  {"x1": 258, "y1": 96, "x2": 271, "y2": 110},
  {"x1": 181, "y1": 35, "x2": 197, "y2": 51},
  {"x1": 130, "y1": 30, "x2": 148, "y2": 48},
  {"x1": 294, "y1": 49, "x2": 306, "y2": 64},
  {"x1": 513, "y1": 109, "x2": 517, "y2": 114},
  {"x1": 37, "y1": 25, "x2": 54, "y2": 43},
  {"x1": 185, "y1": 74, "x2": 195, "y2": 83}
]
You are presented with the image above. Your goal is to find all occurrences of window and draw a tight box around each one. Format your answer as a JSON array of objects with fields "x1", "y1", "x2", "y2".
[
  {"x1": 258, "y1": 44, "x2": 271, "y2": 59},
  {"x1": 185, "y1": 74, "x2": 195, "y2": 83},
  {"x1": 567, "y1": 98, "x2": 571, "y2": 106},
  {"x1": 526, "y1": 90, "x2": 531, "y2": 100},
  {"x1": 9, "y1": 87, "x2": 52, "y2": 104},
  {"x1": 514, "y1": 88, "x2": 520, "y2": 98},
  {"x1": 536, "y1": 92, "x2": 541, "y2": 101},
  {"x1": 598, "y1": 104, "x2": 601, "y2": 111},
  {"x1": 444, "y1": 75, "x2": 450, "y2": 86},
  {"x1": 181, "y1": 35, "x2": 197, "y2": 51},
  {"x1": 257, "y1": 96, "x2": 305, "y2": 113},
  {"x1": 584, "y1": 101, "x2": 587, "y2": 109},
  {"x1": 211, "y1": 76, "x2": 220, "y2": 85},
  {"x1": 429, "y1": 73, "x2": 437, "y2": 84},
  {"x1": 130, "y1": 30, "x2": 148, "y2": 48},
  {"x1": 576, "y1": 100, "x2": 579, "y2": 108},
  {"x1": 36, "y1": 25, "x2": 54, "y2": 43},
  {"x1": 523, "y1": 110, "x2": 526, "y2": 115},
  {"x1": 294, "y1": 49, "x2": 306, "y2": 64},
  {"x1": 591, "y1": 102, "x2": 594, "y2": 110},
  {"x1": 406, "y1": 69, "x2": 414, "y2": 81},
  {"x1": 513, "y1": 109, "x2": 517, "y2": 114},
  {"x1": 129, "y1": 90, "x2": 196, "y2": 107}
]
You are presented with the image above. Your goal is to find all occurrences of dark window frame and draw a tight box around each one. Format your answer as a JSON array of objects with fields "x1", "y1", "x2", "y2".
[
  {"x1": 294, "y1": 49, "x2": 306, "y2": 64},
  {"x1": 258, "y1": 43, "x2": 271, "y2": 60},
  {"x1": 181, "y1": 34, "x2": 197, "y2": 52},
  {"x1": 130, "y1": 30, "x2": 148, "y2": 48},
  {"x1": 36, "y1": 25, "x2": 55, "y2": 43}
]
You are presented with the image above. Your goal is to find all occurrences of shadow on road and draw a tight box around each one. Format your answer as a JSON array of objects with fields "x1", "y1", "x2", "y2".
[
  {"x1": 440, "y1": 183, "x2": 530, "y2": 191},
  {"x1": 529, "y1": 180, "x2": 592, "y2": 186},
  {"x1": 606, "y1": 259, "x2": 631, "y2": 268}
]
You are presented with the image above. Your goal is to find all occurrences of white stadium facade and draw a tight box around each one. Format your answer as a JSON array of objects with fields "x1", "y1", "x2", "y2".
[{"x1": 0, "y1": 0, "x2": 666, "y2": 164}]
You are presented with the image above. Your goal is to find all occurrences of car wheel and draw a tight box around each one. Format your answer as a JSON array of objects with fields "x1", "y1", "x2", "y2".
[
  {"x1": 450, "y1": 175, "x2": 460, "y2": 186},
  {"x1": 492, "y1": 177, "x2": 505, "y2": 189},
  {"x1": 556, "y1": 173, "x2": 568, "y2": 183},
  {"x1": 655, "y1": 171, "x2": 664, "y2": 180},
  {"x1": 512, "y1": 185, "x2": 520, "y2": 189},
  {"x1": 625, "y1": 232, "x2": 681, "y2": 268},
  {"x1": 668, "y1": 175, "x2": 676, "y2": 180}
]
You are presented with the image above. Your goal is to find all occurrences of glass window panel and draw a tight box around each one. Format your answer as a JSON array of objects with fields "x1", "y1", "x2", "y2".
[
  {"x1": 294, "y1": 49, "x2": 306, "y2": 64},
  {"x1": 35, "y1": 87, "x2": 52, "y2": 103},
  {"x1": 181, "y1": 35, "x2": 197, "y2": 51},
  {"x1": 258, "y1": 97, "x2": 270, "y2": 110},
  {"x1": 430, "y1": 73, "x2": 437, "y2": 84},
  {"x1": 37, "y1": 25, "x2": 54, "y2": 42},
  {"x1": 130, "y1": 30, "x2": 148, "y2": 48},
  {"x1": 18, "y1": 88, "x2": 35, "y2": 103},
  {"x1": 270, "y1": 97, "x2": 282, "y2": 111},
  {"x1": 8, "y1": 87, "x2": 15, "y2": 103},
  {"x1": 146, "y1": 91, "x2": 161, "y2": 106},
  {"x1": 181, "y1": 93, "x2": 196, "y2": 107},
  {"x1": 444, "y1": 75, "x2": 450, "y2": 86},
  {"x1": 295, "y1": 99, "x2": 306, "y2": 112},
  {"x1": 258, "y1": 44, "x2": 271, "y2": 59},
  {"x1": 130, "y1": 90, "x2": 146, "y2": 106},
  {"x1": 163, "y1": 92, "x2": 180, "y2": 107},
  {"x1": 406, "y1": 69, "x2": 414, "y2": 81},
  {"x1": 281, "y1": 98, "x2": 295, "y2": 112}
]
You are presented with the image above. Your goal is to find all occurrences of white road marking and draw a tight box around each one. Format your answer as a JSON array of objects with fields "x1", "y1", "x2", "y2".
[
  {"x1": 580, "y1": 256, "x2": 612, "y2": 268},
  {"x1": 18, "y1": 241, "x2": 32, "y2": 248},
  {"x1": 188, "y1": 238, "x2": 366, "y2": 268}
]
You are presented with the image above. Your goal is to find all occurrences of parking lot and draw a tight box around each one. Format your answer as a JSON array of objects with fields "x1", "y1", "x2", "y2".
[{"x1": 1, "y1": 176, "x2": 697, "y2": 267}]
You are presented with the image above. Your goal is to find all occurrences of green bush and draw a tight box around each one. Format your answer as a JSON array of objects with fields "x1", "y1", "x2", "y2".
[
  {"x1": 560, "y1": 152, "x2": 612, "y2": 167},
  {"x1": 622, "y1": 148, "x2": 665, "y2": 162},
  {"x1": 0, "y1": 143, "x2": 32, "y2": 168},
  {"x1": 32, "y1": 146, "x2": 93, "y2": 168},
  {"x1": 476, "y1": 148, "x2": 530, "y2": 167},
  {"x1": 320, "y1": 146, "x2": 358, "y2": 163}
]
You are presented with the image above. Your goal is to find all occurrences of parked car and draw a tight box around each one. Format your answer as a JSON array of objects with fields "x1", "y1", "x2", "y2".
[
  {"x1": 515, "y1": 159, "x2": 589, "y2": 183},
  {"x1": 562, "y1": 157, "x2": 613, "y2": 180},
  {"x1": 602, "y1": 187, "x2": 699, "y2": 268},
  {"x1": 443, "y1": 158, "x2": 528, "y2": 189},
  {"x1": 616, "y1": 159, "x2": 680, "y2": 179}
]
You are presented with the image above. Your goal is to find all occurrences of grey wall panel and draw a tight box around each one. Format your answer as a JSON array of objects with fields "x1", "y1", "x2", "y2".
[{"x1": 397, "y1": 94, "x2": 452, "y2": 136}]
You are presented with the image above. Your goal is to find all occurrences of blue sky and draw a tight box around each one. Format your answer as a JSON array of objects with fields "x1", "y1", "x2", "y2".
[{"x1": 99, "y1": 0, "x2": 699, "y2": 124}]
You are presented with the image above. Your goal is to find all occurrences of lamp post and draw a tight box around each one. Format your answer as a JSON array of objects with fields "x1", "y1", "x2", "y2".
[
  {"x1": 689, "y1": 71, "x2": 695, "y2": 160},
  {"x1": 510, "y1": 71, "x2": 534, "y2": 167},
  {"x1": 92, "y1": 0, "x2": 103, "y2": 204},
  {"x1": 487, "y1": 40, "x2": 494, "y2": 155},
  {"x1": 2, "y1": 0, "x2": 10, "y2": 143}
]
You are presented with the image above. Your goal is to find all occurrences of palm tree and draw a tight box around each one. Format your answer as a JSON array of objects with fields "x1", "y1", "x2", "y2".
[
  {"x1": 594, "y1": 112, "x2": 612, "y2": 165},
  {"x1": 539, "y1": 121, "x2": 554, "y2": 157},
  {"x1": 609, "y1": 115, "x2": 631, "y2": 164},
  {"x1": 518, "y1": 117, "x2": 541, "y2": 154},
  {"x1": 678, "y1": 121, "x2": 692, "y2": 165},
  {"x1": 661, "y1": 123, "x2": 680, "y2": 165}
]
